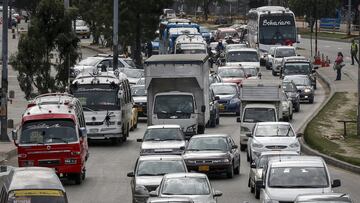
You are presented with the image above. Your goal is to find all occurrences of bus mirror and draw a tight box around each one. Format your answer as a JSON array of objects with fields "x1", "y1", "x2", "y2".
[
  {"x1": 79, "y1": 127, "x2": 87, "y2": 137},
  {"x1": 297, "y1": 34, "x2": 301, "y2": 43},
  {"x1": 118, "y1": 90, "x2": 124, "y2": 98}
]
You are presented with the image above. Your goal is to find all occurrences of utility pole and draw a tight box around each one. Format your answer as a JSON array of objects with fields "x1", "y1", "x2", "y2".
[
  {"x1": 348, "y1": 0, "x2": 352, "y2": 36},
  {"x1": 64, "y1": 0, "x2": 70, "y2": 85},
  {"x1": 357, "y1": 4, "x2": 360, "y2": 136},
  {"x1": 314, "y1": 0, "x2": 318, "y2": 55},
  {"x1": 268, "y1": 0, "x2": 271, "y2": 6},
  {"x1": 1, "y1": 0, "x2": 9, "y2": 141},
  {"x1": 113, "y1": 0, "x2": 119, "y2": 71}
]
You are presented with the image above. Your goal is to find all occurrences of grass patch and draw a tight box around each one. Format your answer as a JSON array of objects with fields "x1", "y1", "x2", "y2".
[
  {"x1": 304, "y1": 92, "x2": 360, "y2": 166},
  {"x1": 299, "y1": 30, "x2": 356, "y2": 40}
]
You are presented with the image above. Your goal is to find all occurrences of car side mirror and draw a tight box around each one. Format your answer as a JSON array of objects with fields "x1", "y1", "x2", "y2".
[
  {"x1": 313, "y1": 66, "x2": 319, "y2": 70},
  {"x1": 214, "y1": 96, "x2": 220, "y2": 101},
  {"x1": 236, "y1": 117, "x2": 241, "y2": 123},
  {"x1": 137, "y1": 138, "x2": 143, "y2": 142},
  {"x1": 232, "y1": 145, "x2": 238, "y2": 149},
  {"x1": 250, "y1": 161, "x2": 256, "y2": 168},
  {"x1": 201, "y1": 105, "x2": 206, "y2": 113},
  {"x1": 246, "y1": 132, "x2": 252, "y2": 137},
  {"x1": 332, "y1": 179, "x2": 341, "y2": 188},
  {"x1": 149, "y1": 191, "x2": 158, "y2": 197},
  {"x1": 127, "y1": 172, "x2": 135, "y2": 177},
  {"x1": 180, "y1": 146, "x2": 185, "y2": 150},
  {"x1": 296, "y1": 133, "x2": 303, "y2": 138},
  {"x1": 79, "y1": 127, "x2": 87, "y2": 137},
  {"x1": 213, "y1": 190, "x2": 223, "y2": 197}
]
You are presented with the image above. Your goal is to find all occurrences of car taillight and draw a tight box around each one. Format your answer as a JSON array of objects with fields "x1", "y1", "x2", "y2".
[
  {"x1": 18, "y1": 153, "x2": 27, "y2": 158},
  {"x1": 71, "y1": 151, "x2": 81, "y2": 155}
]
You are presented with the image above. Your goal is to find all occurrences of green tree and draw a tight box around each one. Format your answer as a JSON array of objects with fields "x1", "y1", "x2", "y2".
[{"x1": 10, "y1": 0, "x2": 79, "y2": 99}]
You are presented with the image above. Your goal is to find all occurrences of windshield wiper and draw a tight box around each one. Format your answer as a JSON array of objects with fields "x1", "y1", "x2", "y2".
[{"x1": 50, "y1": 137, "x2": 69, "y2": 144}]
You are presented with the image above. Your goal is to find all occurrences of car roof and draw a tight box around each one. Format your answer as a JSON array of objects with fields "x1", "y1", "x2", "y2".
[
  {"x1": 190, "y1": 133, "x2": 229, "y2": 139},
  {"x1": 227, "y1": 48, "x2": 257, "y2": 52},
  {"x1": 210, "y1": 82, "x2": 237, "y2": 87},
  {"x1": 148, "y1": 197, "x2": 193, "y2": 203},
  {"x1": 259, "y1": 151, "x2": 299, "y2": 157},
  {"x1": 138, "y1": 155, "x2": 184, "y2": 161},
  {"x1": 256, "y1": 122, "x2": 291, "y2": 126},
  {"x1": 7, "y1": 167, "x2": 65, "y2": 191},
  {"x1": 131, "y1": 85, "x2": 145, "y2": 88},
  {"x1": 284, "y1": 75, "x2": 310, "y2": 79},
  {"x1": 155, "y1": 91, "x2": 193, "y2": 96},
  {"x1": 269, "y1": 156, "x2": 325, "y2": 168},
  {"x1": 296, "y1": 193, "x2": 351, "y2": 201},
  {"x1": 274, "y1": 46, "x2": 296, "y2": 50},
  {"x1": 163, "y1": 172, "x2": 207, "y2": 179},
  {"x1": 147, "y1": 124, "x2": 181, "y2": 129}
]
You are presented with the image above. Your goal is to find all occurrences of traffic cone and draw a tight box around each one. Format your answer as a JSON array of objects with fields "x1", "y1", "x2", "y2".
[{"x1": 321, "y1": 53, "x2": 325, "y2": 67}]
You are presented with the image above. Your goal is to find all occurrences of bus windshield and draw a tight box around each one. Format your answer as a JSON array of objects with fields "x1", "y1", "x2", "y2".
[
  {"x1": 20, "y1": 120, "x2": 77, "y2": 145},
  {"x1": 73, "y1": 90, "x2": 119, "y2": 111},
  {"x1": 259, "y1": 14, "x2": 296, "y2": 45},
  {"x1": 8, "y1": 190, "x2": 67, "y2": 203}
]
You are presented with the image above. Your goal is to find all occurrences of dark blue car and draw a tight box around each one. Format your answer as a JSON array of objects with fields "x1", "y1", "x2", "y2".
[{"x1": 210, "y1": 83, "x2": 240, "y2": 116}]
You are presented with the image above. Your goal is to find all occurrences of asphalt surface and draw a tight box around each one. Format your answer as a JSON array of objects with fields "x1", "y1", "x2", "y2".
[{"x1": 5, "y1": 37, "x2": 360, "y2": 202}]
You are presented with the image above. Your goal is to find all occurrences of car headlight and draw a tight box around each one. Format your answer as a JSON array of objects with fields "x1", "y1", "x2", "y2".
[
  {"x1": 304, "y1": 88, "x2": 311, "y2": 93},
  {"x1": 252, "y1": 142, "x2": 264, "y2": 148},
  {"x1": 230, "y1": 98, "x2": 239, "y2": 104},
  {"x1": 186, "y1": 160, "x2": 196, "y2": 164},
  {"x1": 289, "y1": 142, "x2": 300, "y2": 148},
  {"x1": 186, "y1": 124, "x2": 197, "y2": 133}
]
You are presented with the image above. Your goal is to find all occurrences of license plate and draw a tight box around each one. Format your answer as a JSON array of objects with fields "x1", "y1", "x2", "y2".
[
  {"x1": 89, "y1": 129, "x2": 98, "y2": 133},
  {"x1": 198, "y1": 165, "x2": 209, "y2": 172},
  {"x1": 219, "y1": 104, "x2": 224, "y2": 110}
]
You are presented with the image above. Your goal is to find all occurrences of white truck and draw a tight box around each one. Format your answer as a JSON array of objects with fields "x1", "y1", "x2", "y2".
[
  {"x1": 237, "y1": 80, "x2": 283, "y2": 151},
  {"x1": 145, "y1": 54, "x2": 210, "y2": 138}
]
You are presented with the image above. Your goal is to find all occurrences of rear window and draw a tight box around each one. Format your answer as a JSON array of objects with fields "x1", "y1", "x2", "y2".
[{"x1": 8, "y1": 190, "x2": 66, "y2": 203}]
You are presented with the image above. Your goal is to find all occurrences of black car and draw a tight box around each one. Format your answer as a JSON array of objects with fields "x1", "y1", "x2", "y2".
[
  {"x1": 280, "y1": 56, "x2": 318, "y2": 89},
  {"x1": 282, "y1": 81, "x2": 300, "y2": 112},
  {"x1": 207, "y1": 88, "x2": 220, "y2": 127},
  {"x1": 284, "y1": 75, "x2": 314, "y2": 104}
]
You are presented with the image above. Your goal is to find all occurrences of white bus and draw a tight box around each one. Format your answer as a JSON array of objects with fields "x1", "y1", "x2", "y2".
[
  {"x1": 247, "y1": 6, "x2": 299, "y2": 65},
  {"x1": 70, "y1": 71, "x2": 132, "y2": 144}
]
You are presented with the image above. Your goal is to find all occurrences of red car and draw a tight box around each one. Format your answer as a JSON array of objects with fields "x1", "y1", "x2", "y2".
[
  {"x1": 217, "y1": 66, "x2": 246, "y2": 85},
  {"x1": 12, "y1": 93, "x2": 89, "y2": 184}
]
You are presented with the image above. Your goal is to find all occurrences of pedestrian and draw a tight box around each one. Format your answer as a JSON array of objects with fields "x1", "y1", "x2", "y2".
[
  {"x1": 350, "y1": 40, "x2": 359, "y2": 65},
  {"x1": 334, "y1": 52, "x2": 344, "y2": 81}
]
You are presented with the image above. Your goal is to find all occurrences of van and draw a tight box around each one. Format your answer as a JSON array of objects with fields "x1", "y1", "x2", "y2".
[
  {"x1": 12, "y1": 93, "x2": 88, "y2": 184},
  {"x1": 0, "y1": 166, "x2": 68, "y2": 203}
]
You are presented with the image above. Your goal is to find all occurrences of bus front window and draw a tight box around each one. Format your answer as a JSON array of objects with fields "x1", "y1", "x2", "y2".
[{"x1": 259, "y1": 14, "x2": 296, "y2": 45}]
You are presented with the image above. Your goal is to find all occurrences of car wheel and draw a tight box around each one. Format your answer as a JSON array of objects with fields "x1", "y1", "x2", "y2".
[
  {"x1": 216, "y1": 117, "x2": 220, "y2": 125},
  {"x1": 295, "y1": 103, "x2": 300, "y2": 112},
  {"x1": 247, "y1": 151, "x2": 250, "y2": 162},
  {"x1": 234, "y1": 158, "x2": 240, "y2": 175},
  {"x1": 240, "y1": 144, "x2": 246, "y2": 151},
  {"x1": 255, "y1": 185, "x2": 260, "y2": 199},
  {"x1": 235, "y1": 111, "x2": 240, "y2": 116},
  {"x1": 272, "y1": 69, "x2": 276, "y2": 76},
  {"x1": 73, "y1": 172, "x2": 83, "y2": 185},
  {"x1": 197, "y1": 125, "x2": 205, "y2": 134},
  {"x1": 309, "y1": 97, "x2": 314, "y2": 104},
  {"x1": 226, "y1": 165, "x2": 234, "y2": 178},
  {"x1": 290, "y1": 112, "x2": 293, "y2": 120}
]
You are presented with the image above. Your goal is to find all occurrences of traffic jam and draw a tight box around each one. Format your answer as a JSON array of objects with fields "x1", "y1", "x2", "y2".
[{"x1": 0, "y1": 5, "x2": 353, "y2": 203}]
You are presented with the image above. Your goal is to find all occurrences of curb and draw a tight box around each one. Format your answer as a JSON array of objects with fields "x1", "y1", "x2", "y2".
[{"x1": 298, "y1": 68, "x2": 360, "y2": 174}]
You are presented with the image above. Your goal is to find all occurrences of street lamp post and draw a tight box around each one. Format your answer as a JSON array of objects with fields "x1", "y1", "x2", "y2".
[{"x1": 358, "y1": 4, "x2": 360, "y2": 136}]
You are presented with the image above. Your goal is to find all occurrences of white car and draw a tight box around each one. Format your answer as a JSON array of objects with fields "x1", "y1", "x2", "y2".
[
  {"x1": 261, "y1": 156, "x2": 342, "y2": 203},
  {"x1": 281, "y1": 93, "x2": 293, "y2": 121},
  {"x1": 247, "y1": 122, "x2": 301, "y2": 162},
  {"x1": 266, "y1": 46, "x2": 296, "y2": 76},
  {"x1": 225, "y1": 48, "x2": 260, "y2": 69},
  {"x1": 75, "y1": 19, "x2": 91, "y2": 38}
]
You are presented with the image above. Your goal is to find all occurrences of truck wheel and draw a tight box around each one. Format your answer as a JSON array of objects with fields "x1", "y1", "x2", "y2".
[
  {"x1": 197, "y1": 125, "x2": 205, "y2": 134},
  {"x1": 240, "y1": 144, "x2": 246, "y2": 151},
  {"x1": 255, "y1": 186, "x2": 260, "y2": 199}
]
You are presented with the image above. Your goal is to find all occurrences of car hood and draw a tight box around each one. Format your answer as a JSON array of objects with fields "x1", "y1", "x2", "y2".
[
  {"x1": 76, "y1": 25, "x2": 89, "y2": 30},
  {"x1": 133, "y1": 96, "x2": 147, "y2": 103},
  {"x1": 266, "y1": 187, "x2": 331, "y2": 201},
  {"x1": 183, "y1": 150, "x2": 228, "y2": 159},
  {"x1": 222, "y1": 78, "x2": 243, "y2": 84},
  {"x1": 135, "y1": 176, "x2": 163, "y2": 187},
  {"x1": 141, "y1": 140, "x2": 186, "y2": 150},
  {"x1": 216, "y1": 94, "x2": 236, "y2": 100},
  {"x1": 253, "y1": 137, "x2": 297, "y2": 146},
  {"x1": 160, "y1": 195, "x2": 214, "y2": 203}
]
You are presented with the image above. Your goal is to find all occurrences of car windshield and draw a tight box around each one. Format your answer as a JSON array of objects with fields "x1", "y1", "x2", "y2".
[
  {"x1": 73, "y1": 89, "x2": 119, "y2": 111},
  {"x1": 8, "y1": 190, "x2": 66, "y2": 203},
  {"x1": 243, "y1": 108, "x2": 276, "y2": 122},
  {"x1": 268, "y1": 167, "x2": 329, "y2": 188},
  {"x1": 218, "y1": 68, "x2": 245, "y2": 78},
  {"x1": 187, "y1": 137, "x2": 229, "y2": 151},
  {"x1": 136, "y1": 160, "x2": 185, "y2": 176},
  {"x1": 161, "y1": 177, "x2": 210, "y2": 195},
  {"x1": 211, "y1": 85, "x2": 237, "y2": 95},
  {"x1": 284, "y1": 63, "x2": 311, "y2": 75},
  {"x1": 255, "y1": 124, "x2": 295, "y2": 137},
  {"x1": 219, "y1": 31, "x2": 239, "y2": 39},
  {"x1": 243, "y1": 68, "x2": 258, "y2": 77},
  {"x1": 121, "y1": 69, "x2": 143, "y2": 78},
  {"x1": 227, "y1": 51, "x2": 259, "y2": 62},
  {"x1": 154, "y1": 95, "x2": 194, "y2": 114},
  {"x1": 285, "y1": 77, "x2": 310, "y2": 86},
  {"x1": 257, "y1": 154, "x2": 298, "y2": 168},
  {"x1": 136, "y1": 78, "x2": 145, "y2": 85},
  {"x1": 124, "y1": 59, "x2": 136, "y2": 67},
  {"x1": 144, "y1": 128, "x2": 184, "y2": 141},
  {"x1": 282, "y1": 82, "x2": 297, "y2": 92},
  {"x1": 275, "y1": 49, "x2": 296, "y2": 58},
  {"x1": 227, "y1": 44, "x2": 247, "y2": 51},
  {"x1": 75, "y1": 20, "x2": 86, "y2": 26},
  {"x1": 131, "y1": 86, "x2": 147, "y2": 96},
  {"x1": 78, "y1": 57, "x2": 100, "y2": 66},
  {"x1": 20, "y1": 120, "x2": 77, "y2": 144}
]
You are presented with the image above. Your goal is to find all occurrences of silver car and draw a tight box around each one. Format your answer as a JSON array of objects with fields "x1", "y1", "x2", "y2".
[
  {"x1": 248, "y1": 151, "x2": 299, "y2": 199},
  {"x1": 147, "y1": 197, "x2": 193, "y2": 203},
  {"x1": 149, "y1": 173, "x2": 222, "y2": 203},
  {"x1": 247, "y1": 122, "x2": 301, "y2": 162},
  {"x1": 295, "y1": 193, "x2": 352, "y2": 203},
  {"x1": 127, "y1": 155, "x2": 188, "y2": 203},
  {"x1": 283, "y1": 75, "x2": 314, "y2": 103},
  {"x1": 137, "y1": 125, "x2": 186, "y2": 155},
  {"x1": 261, "y1": 156, "x2": 342, "y2": 203}
]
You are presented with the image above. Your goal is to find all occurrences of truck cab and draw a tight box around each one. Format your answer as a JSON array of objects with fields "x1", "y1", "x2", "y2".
[{"x1": 12, "y1": 93, "x2": 88, "y2": 184}]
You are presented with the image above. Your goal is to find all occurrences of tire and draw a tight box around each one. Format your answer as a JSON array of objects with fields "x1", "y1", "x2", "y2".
[
  {"x1": 111, "y1": 137, "x2": 121, "y2": 145},
  {"x1": 240, "y1": 144, "x2": 246, "y2": 151},
  {"x1": 295, "y1": 103, "x2": 300, "y2": 112},
  {"x1": 255, "y1": 185, "x2": 260, "y2": 199},
  {"x1": 235, "y1": 111, "x2": 240, "y2": 116},
  {"x1": 290, "y1": 112, "x2": 293, "y2": 120},
  {"x1": 216, "y1": 117, "x2": 220, "y2": 125},
  {"x1": 210, "y1": 117, "x2": 216, "y2": 127},
  {"x1": 272, "y1": 69, "x2": 276, "y2": 76},
  {"x1": 234, "y1": 158, "x2": 240, "y2": 175},
  {"x1": 247, "y1": 151, "x2": 250, "y2": 162},
  {"x1": 309, "y1": 97, "x2": 314, "y2": 104},
  {"x1": 226, "y1": 165, "x2": 234, "y2": 178},
  {"x1": 73, "y1": 172, "x2": 83, "y2": 185},
  {"x1": 197, "y1": 125, "x2": 205, "y2": 134}
]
